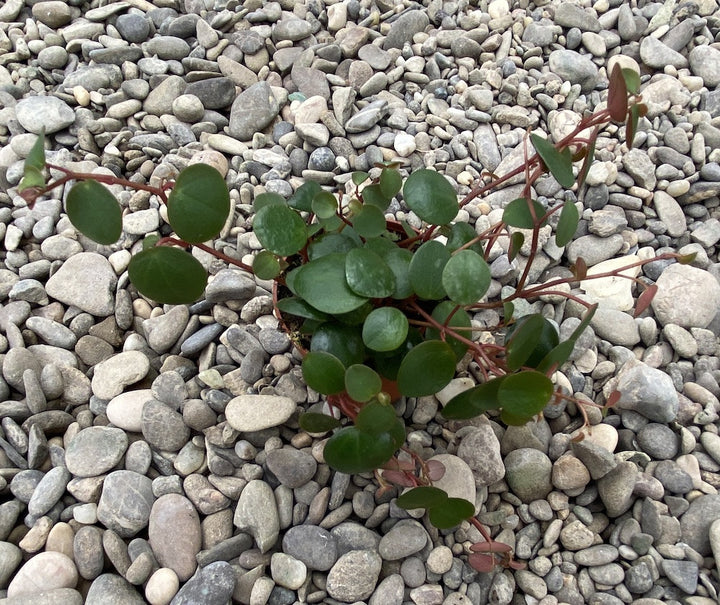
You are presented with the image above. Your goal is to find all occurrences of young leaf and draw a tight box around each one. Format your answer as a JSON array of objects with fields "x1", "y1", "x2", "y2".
[
  {"x1": 555, "y1": 201, "x2": 580, "y2": 248},
  {"x1": 253, "y1": 203, "x2": 308, "y2": 257},
  {"x1": 355, "y1": 399, "x2": 398, "y2": 435},
  {"x1": 503, "y1": 302, "x2": 515, "y2": 323},
  {"x1": 408, "y1": 240, "x2": 450, "y2": 300},
  {"x1": 18, "y1": 166, "x2": 46, "y2": 193},
  {"x1": 576, "y1": 136, "x2": 596, "y2": 189},
  {"x1": 128, "y1": 246, "x2": 207, "y2": 304},
  {"x1": 677, "y1": 252, "x2": 697, "y2": 265},
  {"x1": 634, "y1": 284, "x2": 658, "y2": 318},
  {"x1": 403, "y1": 169, "x2": 458, "y2": 225},
  {"x1": 573, "y1": 257, "x2": 588, "y2": 281},
  {"x1": 294, "y1": 254, "x2": 368, "y2": 314},
  {"x1": 352, "y1": 204, "x2": 387, "y2": 238},
  {"x1": 470, "y1": 541, "x2": 512, "y2": 553},
  {"x1": 396, "y1": 486, "x2": 448, "y2": 510},
  {"x1": 379, "y1": 167, "x2": 402, "y2": 198},
  {"x1": 397, "y1": 340, "x2": 456, "y2": 397},
  {"x1": 441, "y1": 377, "x2": 504, "y2": 420},
  {"x1": 362, "y1": 183, "x2": 391, "y2": 212},
  {"x1": 288, "y1": 180, "x2": 322, "y2": 212},
  {"x1": 302, "y1": 351, "x2": 346, "y2": 395},
  {"x1": 503, "y1": 198, "x2": 547, "y2": 229},
  {"x1": 311, "y1": 191, "x2": 338, "y2": 219},
  {"x1": 345, "y1": 248, "x2": 395, "y2": 298},
  {"x1": 505, "y1": 314, "x2": 546, "y2": 371},
  {"x1": 468, "y1": 553, "x2": 496, "y2": 573},
  {"x1": 362, "y1": 307, "x2": 409, "y2": 352},
  {"x1": 345, "y1": 364, "x2": 382, "y2": 403},
  {"x1": 621, "y1": 68, "x2": 641, "y2": 95},
  {"x1": 497, "y1": 370, "x2": 554, "y2": 419},
  {"x1": 323, "y1": 426, "x2": 398, "y2": 474},
  {"x1": 310, "y1": 322, "x2": 365, "y2": 367},
  {"x1": 442, "y1": 249, "x2": 491, "y2": 305},
  {"x1": 626, "y1": 103, "x2": 642, "y2": 149},
  {"x1": 66, "y1": 180, "x2": 122, "y2": 245},
  {"x1": 352, "y1": 171, "x2": 370, "y2": 186},
  {"x1": 530, "y1": 134, "x2": 575, "y2": 188},
  {"x1": 428, "y1": 497, "x2": 475, "y2": 529},
  {"x1": 25, "y1": 130, "x2": 46, "y2": 170},
  {"x1": 608, "y1": 62, "x2": 628, "y2": 122},
  {"x1": 252, "y1": 250, "x2": 281, "y2": 280},
  {"x1": 167, "y1": 164, "x2": 231, "y2": 243},
  {"x1": 299, "y1": 412, "x2": 341, "y2": 433},
  {"x1": 508, "y1": 231, "x2": 524, "y2": 262},
  {"x1": 426, "y1": 301, "x2": 472, "y2": 361}
]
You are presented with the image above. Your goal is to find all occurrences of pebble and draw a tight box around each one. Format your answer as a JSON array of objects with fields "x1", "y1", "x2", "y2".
[
  {"x1": 504, "y1": 448, "x2": 553, "y2": 503},
  {"x1": 148, "y1": 494, "x2": 201, "y2": 582},
  {"x1": 225, "y1": 395, "x2": 296, "y2": 432},
  {"x1": 326, "y1": 549, "x2": 382, "y2": 602},
  {"x1": 45, "y1": 253, "x2": 116, "y2": 317},
  {"x1": 652, "y1": 264, "x2": 720, "y2": 328},
  {"x1": 7, "y1": 551, "x2": 78, "y2": 597},
  {"x1": 96, "y1": 471, "x2": 154, "y2": 538}
]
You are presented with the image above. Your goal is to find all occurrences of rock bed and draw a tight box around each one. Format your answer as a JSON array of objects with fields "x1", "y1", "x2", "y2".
[{"x1": 1, "y1": 0, "x2": 720, "y2": 604}]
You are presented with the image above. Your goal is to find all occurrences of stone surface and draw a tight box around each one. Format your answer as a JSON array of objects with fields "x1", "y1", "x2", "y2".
[{"x1": 148, "y1": 494, "x2": 202, "y2": 582}]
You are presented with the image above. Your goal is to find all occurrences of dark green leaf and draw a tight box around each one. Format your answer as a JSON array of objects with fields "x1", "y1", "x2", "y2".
[
  {"x1": 355, "y1": 399, "x2": 397, "y2": 435},
  {"x1": 428, "y1": 497, "x2": 475, "y2": 529},
  {"x1": 403, "y1": 169, "x2": 458, "y2": 225},
  {"x1": 505, "y1": 314, "x2": 545, "y2": 371},
  {"x1": 363, "y1": 236, "x2": 397, "y2": 256},
  {"x1": 509, "y1": 315, "x2": 559, "y2": 369},
  {"x1": 66, "y1": 180, "x2": 122, "y2": 245},
  {"x1": 382, "y1": 247, "x2": 414, "y2": 299},
  {"x1": 531, "y1": 134, "x2": 575, "y2": 188},
  {"x1": 25, "y1": 130, "x2": 46, "y2": 171},
  {"x1": 408, "y1": 240, "x2": 450, "y2": 300},
  {"x1": 352, "y1": 171, "x2": 369, "y2": 186},
  {"x1": 302, "y1": 351, "x2": 346, "y2": 395},
  {"x1": 128, "y1": 246, "x2": 207, "y2": 304},
  {"x1": 608, "y1": 62, "x2": 628, "y2": 122},
  {"x1": 295, "y1": 254, "x2": 368, "y2": 314},
  {"x1": 142, "y1": 234, "x2": 161, "y2": 250},
  {"x1": 397, "y1": 340, "x2": 456, "y2": 397},
  {"x1": 252, "y1": 250, "x2": 281, "y2": 280},
  {"x1": 345, "y1": 364, "x2": 382, "y2": 402},
  {"x1": 445, "y1": 222, "x2": 483, "y2": 254},
  {"x1": 396, "y1": 486, "x2": 448, "y2": 510},
  {"x1": 508, "y1": 231, "x2": 524, "y2": 262},
  {"x1": 335, "y1": 302, "x2": 372, "y2": 326},
  {"x1": 555, "y1": 201, "x2": 579, "y2": 248},
  {"x1": 441, "y1": 377, "x2": 504, "y2": 419},
  {"x1": 503, "y1": 302, "x2": 514, "y2": 323},
  {"x1": 288, "y1": 180, "x2": 322, "y2": 212},
  {"x1": 299, "y1": 412, "x2": 341, "y2": 433},
  {"x1": 254, "y1": 203, "x2": 308, "y2": 257},
  {"x1": 503, "y1": 198, "x2": 547, "y2": 229},
  {"x1": 497, "y1": 370, "x2": 554, "y2": 418},
  {"x1": 379, "y1": 167, "x2": 402, "y2": 198},
  {"x1": 352, "y1": 204, "x2": 387, "y2": 238},
  {"x1": 18, "y1": 166, "x2": 46, "y2": 193},
  {"x1": 537, "y1": 305, "x2": 596, "y2": 373},
  {"x1": 323, "y1": 426, "x2": 398, "y2": 474},
  {"x1": 253, "y1": 192, "x2": 285, "y2": 211},
  {"x1": 345, "y1": 248, "x2": 395, "y2": 298},
  {"x1": 310, "y1": 322, "x2": 365, "y2": 367},
  {"x1": 426, "y1": 301, "x2": 472, "y2": 361},
  {"x1": 167, "y1": 164, "x2": 231, "y2": 243},
  {"x1": 276, "y1": 296, "x2": 329, "y2": 321},
  {"x1": 442, "y1": 249, "x2": 491, "y2": 305},
  {"x1": 308, "y1": 232, "x2": 358, "y2": 260},
  {"x1": 311, "y1": 191, "x2": 338, "y2": 219},
  {"x1": 362, "y1": 183, "x2": 391, "y2": 212},
  {"x1": 621, "y1": 67, "x2": 640, "y2": 95},
  {"x1": 500, "y1": 408, "x2": 533, "y2": 426},
  {"x1": 388, "y1": 417, "x2": 406, "y2": 448},
  {"x1": 362, "y1": 307, "x2": 409, "y2": 352}
]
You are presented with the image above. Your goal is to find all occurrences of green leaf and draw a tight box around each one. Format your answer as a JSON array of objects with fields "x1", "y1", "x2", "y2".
[
  {"x1": 408, "y1": 240, "x2": 450, "y2": 300},
  {"x1": 352, "y1": 204, "x2": 387, "y2": 238},
  {"x1": 253, "y1": 192, "x2": 285, "y2": 211},
  {"x1": 426, "y1": 301, "x2": 471, "y2": 361},
  {"x1": 345, "y1": 364, "x2": 382, "y2": 402},
  {"x1": 577, "y1": 137, "x2": 596, "y2": 189},
  {"x1": 352, "y1": 171, "x2": 369, "y2": 186},
  {"x1": 555, "y1": 201, "x2": 579, "y2": 248},
  {"x1": 626, "y1": 103, "x2": 642, "y2": 149},
  {"x1": 299, "y1": 412, "x2": 341, "y2": 433},
  {"x1": 403, "y1": 169, "x2": 458, "y2": 225},
  {"x1": 503, "y1": 198, "x2": 547, "y2": 229},
  {"x1": 167, "y1": 164, "x2": 231, "y2": 243},
  {"x1": 294, "y1": 254, "x2": 368, "y2": 314},
  {"x1": 362, "y1": 307, "x2": 409, "y2": 352},
  {"x1": 537, "y1": 305, "x2": 596, "y2": 373},
  {"x1": 18, "y1": 166, "x2": 46, "y2": 193},
  {"x1": 254, "y1": 203, "x2": 308, "y2": 257},
  {"x1": 379, "y1": 167, "x2": 402, "y2": 198},
  {"x1": 335, "y1": 302, "x2": 372, "y2": 326},
  {"x1": 428, "y1": 497, "x2": 475, "y2": 529},
  {"x1": 142, "y1": 234, "x2": 161, "y2": 250},
  {"x1": 25, "y1": 130, "x2": 46, "y2": 170},
  {"x1": 397, "y1": 340, "x2": 456, "y2": 397},
  {"x1": 445, "y1": 222, "x2": 482, "y2": 254},
  {"x1": 442, "y1": 249, "x2": 491, "y2": 305},
  {"x1": 323, "y1": 426, "x2": 398, "y2": 474},
  {"x1": 441, "y1": 378, "x2": 504, "y2": 419},
  {"x1": 382, "y1": 247, "x2": 414, "y2": 299},
  {"x1": 396, "y1": 486, "x2": 448, "y2": 510},
  {"x1": 503, "y1": 302, "x2": 514, "y2": 323},
  {"x1": 505, "y1": 314, "x2": 545, "y2": 371},
  {"x1": 362, "y1": 183, "x2": 391, "y2": 212},
  {"x1": 608, "y1": 62, "x2": 628, "y2": 122},
  {"x1": 302, "y1": 351, "x2": 346, "y2": 395},
  {"x1": 276, "y1": 296, "x2": 329, "y2": 321},
  {"x1": 621, "y1": 67, "x2": 640, "y2": 95},
  {"x1": 355, "y1": 399, "x2": 397, "y2": 435},
  {"x1": 497, "y1": 370, "x2": 553, "y2": 419},
  {"x1": 252, "y1": 250, "x2": 281, "y2": 280},
  {"x1": 128, "y1": 246, "x2": 207, "y2": 304},
  {"x1": 288, "y1": 180, "x2": 322, "y2": 212},
  {"x1": 345, "y1": 248, "x2": 395, "y2": 298},
  {"x1": 310, "y1": 322, "x2": 365, "y2": 367},
  {"x1": 512, "y1": 316, "x2": 559, "y2": 369},
  {"x1": 531, "y1": 133, "x2": 575, "y2": 188},
  {"x1": 308, "y1": 232, "x2": 358, "y2": 260},
  {"x1": 508, "y1": 231, "x2": 524, "y2": 262},
  {"x1": 66, "y1": 180, "x2": 122, "y2": 245},
  {"x1": 311, "y1": 191, "x2": 338, "y2": 219}
]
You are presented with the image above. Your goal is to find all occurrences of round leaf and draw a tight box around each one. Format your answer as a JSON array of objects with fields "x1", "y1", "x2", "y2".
[
  {"x1": 308, "y1": 232, "x2": 358, "y2": 260},
  {"x1": 299, "y1": 412, "x2": 341, "y2": 433},
  {"x1": 352, "y1": 204, "x2": 387, "y2": 238},
  {"x1": 408, "y1": 240, "x2": 450, "y2": 300},
  {"x1": 288, "y1": 180, "x2": 322, "y2": 212},
  {"x1": 397, "y1": 340, "x2": 456, "y2": 397},
  {"x1": 345, "y1": 248, "x2": 395, "y2": 298},
  {"x1": 128, "y1": 246, "x2": 207, "y2": 304},
  {"x1": 345, "y1": 364, "x2": 382, "y2": 403},
  {"x1": 379, "y1": 167, "x2": 402, "y2": 198},
  {"x1": 355, "y1": 399, "x2": 397, "y2": 435},
  {"x1": 497, "y1": 370, "x2": 554, "y2": 419},
  {"x1": 323, "y1": 427, "x2": 398, "y2": 474},
  {"x1": 311, "y1": 191, "x2": 338, "y2": 219},
  {"x1": 505, "y1": 314, "x2": 546, "y2": 371},
  {"x1": 25, "y1": 131, "x2": 46, "y2": 171},
  {"x1": 362, "y1": 307, "x2": 409, "y2": 352},
  {"x1": 302, "y1": 351, "x2": 346, "y2": 395},
  {"x1": 441, "y1": 377, "x2": 505, "y2": 420},
  {"x1": 382, "y1": 247, "x2": 414, "y2": 299},
  {"x1": 310, "y1": 322, "x2": 365, "y2": 367},
  {"x1": 503, "y1": 198, "x2": 547, "y2": 229},
  {"x1": 555, "y1": 200, "x2": 579, "y2": 248},
  {"x1": 254, "y1": 203, "x2": 308, "y2": 257},
  {"x1": 445, "y1": 222, "x2": 482, "y2": 254},
  {"x1": 276, "y1": 296, "x2": 329, "y2": 321},
  {"x1": 403, "y1": 169, "x2": 458, "y2": 225},
  {"x1": 396, "y1": 486, "x2": 448, "y2": 510},
  {"x1": 294, "y1": 253, "x2": 368, "y2": 314},
  {"x1": 428, "y1": 497, "x2": 475, "y2": 529},
  {"x1": 362, "y1": 183, "x2": 391, "y2": 211},
  {"x1": 531, "y1": 134, "x2": 575, "y2": 188},
  {"x1": 442, "y1": 249, "x2": 491, "y2": 305},
  {"x1": 66, "y1": 180, "x2": 122, "y2": 245},
  {"x1": 352, "y1": 171, "x2": 369, "y2": 186},
  {"x1": 167, "y1": 164, "x2": 231, "y2": 243},
  {"x1": 426, "y1": 301, "x2": 472, "y2": 361},
  {"x1": 252, "y1": 250, "x2": 281, "y2": 280},
  {"x1": 253, "y1": 192, "x2": 285, "y2": 211}
]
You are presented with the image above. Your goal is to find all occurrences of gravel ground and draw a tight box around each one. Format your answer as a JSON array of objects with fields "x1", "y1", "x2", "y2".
[{"x1": 2, "y1": 0, "x2": 720, "y2": 604}]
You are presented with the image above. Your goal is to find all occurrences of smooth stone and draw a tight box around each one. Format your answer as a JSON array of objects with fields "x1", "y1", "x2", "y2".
[
  {"x1": 425, "y1": 454, "x2": 476, "y2": 507},
  {"x1": 597, "y1": 461, "x2": 638, "y2": 517},
  {"x1": 282, "y1": 525, "x2": 337, "y2": 571},
  {"x1": 614, "y1": 360, "x2": 679, "y2": 422},
  {"x1": 383, "y1": 10, "x2": 429, "y2": 50},
  {"x1": 92, "y1": 351, "x2": 150, "y2": 400},
  {"x1": 378, "y1": 520, "x2": 428, "y2": 560},
  {"x1": 270, "y1": 553, "x2": 307, "y2": 590},
  {"x1": 326, "y1": 550, "x2": 382, "y2": 602},
  {"x1": 145, "y1": 568, "x2": 180, "y2": 605},
  {"x1": 149, "y1": 494, "x2": 202, "y2": 582},
  {"x1": 106, "y1": 390, "x2": 153, "y2": 432},
  {"x1": 457, "y1": 424, "x2": 504, "y2": 487},
  {"x1": 27, "y1": 466, "x2": 71, "y2": 517},
  {"x1": 580, "y1": 256, "x2": 640, "y2": 311},
  {"x1": 85, "y1": 573, "x2": 145, "y2": 604},
  {"x1": 548, "y1": 49, "x2": 598, "y2": 92},
  {"x1": 266, "y1": 448, "x2": 317, "y2": 488},
  {"x1": 169, "y1": 561, "x2": 235, "y2": 605},
  {"x1": 45, "y1": 253, "x2": 117, "y2": 317},
  {"x1": 96, "y1": 471, "x2": 154, "y2": 538},
  {"x1": 141, "y1": 399, "x2": 190, "y2": 452},
  {"x1": 652, "y1": 264, "x2": 720, "y2": 328},
  {"x1": 679, "y1": 494, "x2": 720, "y2": 555},
  {"x1": 504, "y1": 448, "x2": 553, "y2": 503},
  {"x1": 228, "y1": 82, "x2": 280, "y2": 141},
  {"x1": 225, "y1": 395, "x2": 296, "y2": 432},
  {"x1": 7, "y1": 552, "x2": 78, "y2": 597},
  {"x1": 0, "y1": 541, "x2": 23, "y2": 587},
  {"x1": 233, "y1": 480, "x2": 279, "y2": 553},
  {"x1": 15, "y1": 96, "x2": 75, "y2": 134}
]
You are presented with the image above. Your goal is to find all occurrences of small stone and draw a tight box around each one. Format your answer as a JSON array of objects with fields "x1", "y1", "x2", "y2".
[
  {"x1": 106, "y1": 390, "x2": 152, "y2": 433},
  {"x1": 614, "y1": 360, "x2": 679, "y2": 422},
  {"x1": 65, "y1": 426, "x2": 128, "y2": 477},
  {"x1": 379, "y1": 520, "x2": 428, "y2": 560},
  {"x1": 271, "y1": 552, "x2": 307, "y2": 590},
  {"x1": 662, "y1": 559, "x2": 698, "y2": 594},
  {"x1": 96, "y1": 471, "x2": 154, "y2": 538},
  {"x1": 652, "y1": 264, "x2": 720, "y2": 328},
  {"x1": 141, "y1": 399, "x2": 190, "y2": 452},
  {"x1": 228, "y1": 82, "x2": 280, "y2": 141},
  {"x1": 326, "y1": 550, "x2": 382, "y2": 602},
  {"x1": 266, "y1": 448, "x2": 316, "y2": 488},
  {"x1": 548, "y1": 49, "x2": 598, "y2": 92},
  {"x1": 561, "y1": 520, "x2": 595, "y2": 550},
  {"x1": 680, "y1": 494, "x2": 720, "y2": 555},
  {"x1": 234, "y1": 480, "x2": 279, "y2": 553},
  {"x1": 45, "y1": 253, "x2": 116, "y2": 316},
  {"x1": 85, "y1": 573, "x2": 146, "y2": 604},
  {"x1": 15, "y1": 96, "x2": 75, "y2": 134},
  {"x1": 597, "y1": 461, "x2": 637, "y2": 517},
  {"x1": 282, "y1": 525, "x2": 338, "y2": 571},
  {"x1": 148, "y1": 494, "x2": 201, "y2": 582},
  {"x1": 457, "y1": 424, "x2": 504, "y2": 487},
  {"x1": 504, "y1": 448, "x2": 553, "y2": 503},
  {"x1": 145, "y1": 568, "x2": 179, "y2": 605},
  {"x1": 225, "y1": 395, "x2": 296, "y2": 432},
  {"x1": 7, "y1": 551, "x2": 78, "y2": 597}
]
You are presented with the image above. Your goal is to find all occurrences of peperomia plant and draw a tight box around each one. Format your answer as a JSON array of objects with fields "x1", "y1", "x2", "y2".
[{"x1": 17, "y1": 65, "x2": 690, "y2": 572}]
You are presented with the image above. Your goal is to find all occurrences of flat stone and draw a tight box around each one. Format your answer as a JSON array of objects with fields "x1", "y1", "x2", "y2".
[
  {"x1": 85, "y1": 573, "x2": 145, "y2": 605},
  {"x1": 27, "y1": 466, "x2": 71, "y2": 517},
  {"x1": 96, "y1": 471, "x2": 154, "y2": 538},
  {"x1": 233, "y1": 480, "x2": 279, "y2": 553},
  {"x1": 597, "y1": 461, "x2": 637, "y2": 517},
  {"x1": 652, "y1": 264, "x2": 720, "y2": 328},
  {"x1": 326, "y1": 550, "x2": 382, "y2": 602},
  {"x1": 7, "y1": 552, "x2": 78, "y2": 597},
  {"x1": 15, "y1": 96, "x2": 75, "y2": 134},
  {"x1": 45, "y1": 253, "x2": 116, "y2": 317},
  {"x1": 282, "y1": 525, "x2": 338, "y2": 571},
  {"x1": 504, "y1": 448, "x2": 553, "y2": 503},
  {"x1": 378, "y1": 520, "x2": 428, "y2": 560},
  {"x1": 266, "y1": 448, "x2": 316, "y2": 488},
  {"x1": 148, "y1": 494, "x2": 201, "y2": 582},
  {"x1": 228, "y1": 82, "x2": 280, "y2": 141},
  {"x1": 92, "y1": 351, "x2": 150, "y2": 400},
  {"x1": 106, "y1": 390, "x2": 152, "y2": 433},
  {"x1": 457, "y1": 424, "x2": 504, "y2": 487},
  {"x1": 680, "y1": 494, "x2": 720, "y2": 555},
  {"x1": 225, "y1": 394, "x2": 295, "y2": 432},
  {"x1": 169, "y1": 561, "x2": 235, "y2": 605},
  {"x1": 615, "y1": 360, "x2": 679, "y2": 422},
  {"x1": 141, "y1": 399, "x2": 190, "y2": 452}
]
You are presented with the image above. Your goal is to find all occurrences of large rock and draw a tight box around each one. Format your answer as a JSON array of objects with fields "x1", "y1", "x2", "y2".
[
  {"x1": 652, "y1": 263, "x2": 720, "y2": 328},
  {"x1": 148, "y1": 494, "x2": 201, "y2": 582},
  {"x1": 228, "y1": 82, "x2": 280, "y2": 141}
]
